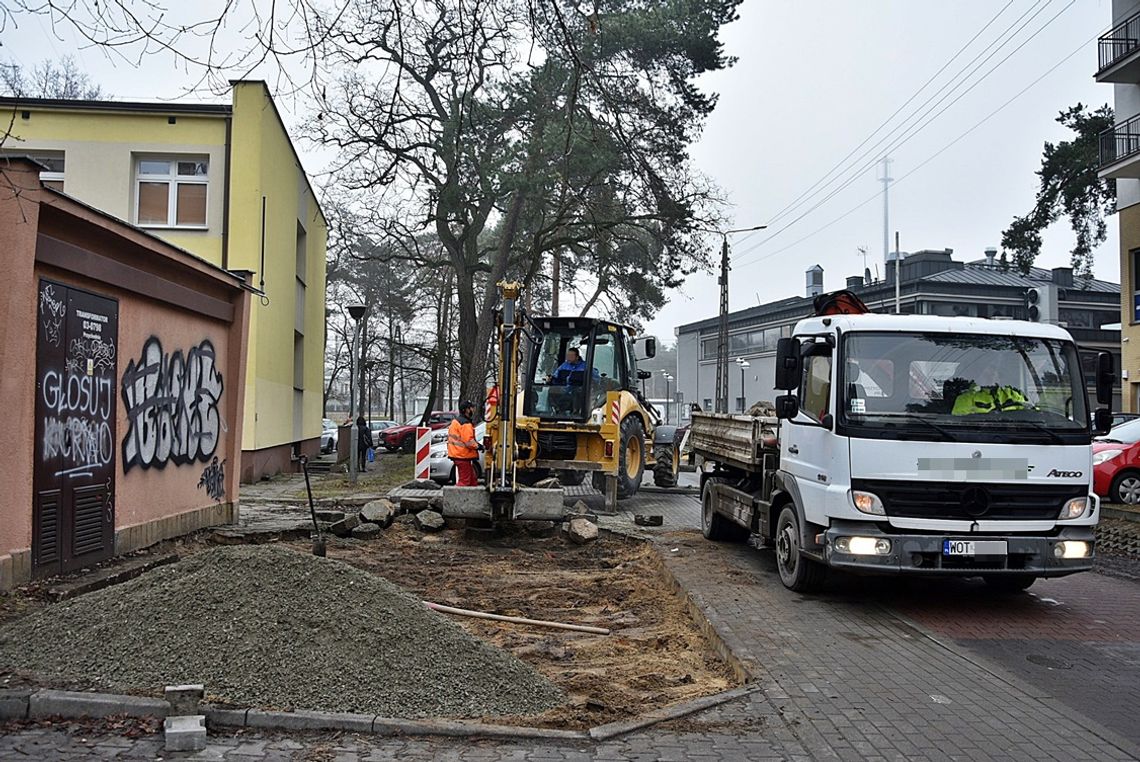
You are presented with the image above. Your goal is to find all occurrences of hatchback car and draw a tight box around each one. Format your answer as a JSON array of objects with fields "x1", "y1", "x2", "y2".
[
  {"x1": 320, "y1": 418, "x2": 339, "y2": 454},
  {"x1": 1093, "y1": 417, "x2": 1140, "y2": 504}
]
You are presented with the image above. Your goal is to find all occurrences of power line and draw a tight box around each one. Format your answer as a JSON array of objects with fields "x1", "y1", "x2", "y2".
[
  {"x1": 731, "y1": 25, "x2": 1103, "y2": 273},
  {"x1": 733, "y1": 0, "x2": 1075, "y2": 261},
  {"x1": 763, "y1": 0, "x2": 1017, "y2": 230}
]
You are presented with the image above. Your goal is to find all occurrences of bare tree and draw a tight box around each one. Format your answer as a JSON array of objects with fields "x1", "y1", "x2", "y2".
[{"x1": 1, "y1": 56, "x2": 104, "y2": 99}]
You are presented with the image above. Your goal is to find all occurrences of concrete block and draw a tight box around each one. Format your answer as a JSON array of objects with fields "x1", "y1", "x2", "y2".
[
  {"x1": 414, "y1": 510, "x2": 446, "y2": 532},
  {"x1": 315, "y1": 509, "x2": 346, "y2": 522},
  {"x1": 328, "y1": 514, "x2": 360, "y2": 537},
  {"x1": 564, "y1": 517, "x2": 598, "y2": 544},
  {"x1": 164, "y1": 714, "x2": 207, "y2": 752},
  {"x1": 0, "y1": 689, "x2": 31, "y2": 720},
  {"x1": 360, "y1": 499, "x2": 396, "y2": 528},
  {"x1": 30, "y1": 689, "x2": 168, "y2": 719},
  {"x1": 246, "y1": 708, "x2": 375, "y2": 732},
  {"x1": 351, "y1": 522, "x2": 382, "y2": 539},
  {"x1": 400, "y1": 496, "x2": 432, "y2": 513},
  {"x1": 164, "y1": 684, "x2": 204, "y2": 716}
]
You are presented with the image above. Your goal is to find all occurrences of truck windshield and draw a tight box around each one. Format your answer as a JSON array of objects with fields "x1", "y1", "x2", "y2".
[
  {"x1": 524, "y1": 325, "x2": 621, "y2": 421},
  {"x1": 840, "y1": 332, "x2": 1089, "y2": 443}
]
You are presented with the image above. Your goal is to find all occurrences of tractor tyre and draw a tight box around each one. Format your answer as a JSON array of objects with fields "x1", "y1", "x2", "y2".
[
  {"x1": 592, "y1": 417, "x2": 646, "y2": 499},
  {"x1": 652, "y1": 445, "x2": 677, "y2": 488}
]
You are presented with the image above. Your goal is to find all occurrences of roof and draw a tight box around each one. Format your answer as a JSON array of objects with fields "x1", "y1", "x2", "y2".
[
  {"x1": 795, "y1": 313, "x2": 1077, "y2": 341},
  {"x1": 925, "y1": 262, "x2": 1119, "y2": 293},
  {"x1": 0, "y1": 96, "x2": 231, "y2": 116}
]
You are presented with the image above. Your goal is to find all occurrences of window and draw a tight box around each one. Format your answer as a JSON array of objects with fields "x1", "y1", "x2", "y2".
[
  {"x1": 800, "y1": 354, "x2": 832, "y2": 422},
  {"x1": 135, "y1": 157, "x2": 208, "y2": 227}
]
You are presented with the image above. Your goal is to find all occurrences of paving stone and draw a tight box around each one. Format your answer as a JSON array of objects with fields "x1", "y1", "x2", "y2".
[
  {"x1": 164, "y1": 714, "x2": 207, "y2": 751},
  {"x1": 414, "y1": 509, "x2": 446, "y2": 532}
]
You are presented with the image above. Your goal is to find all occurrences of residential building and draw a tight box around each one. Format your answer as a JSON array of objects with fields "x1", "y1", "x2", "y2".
[
  {"x1": 1, "y1": 82, "x2": 328, "y2": 480},
  {"x1": 1097, "y1": 1, "x2": 1140, "y2": 411},
  {"x1": 675, "y1": 250, "x2": 1121, "y2": 417}
]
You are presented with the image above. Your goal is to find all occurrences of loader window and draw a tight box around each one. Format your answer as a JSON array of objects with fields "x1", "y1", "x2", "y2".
[{"x1": 525, "y1": 326, "x2": 600, "y2": 420}]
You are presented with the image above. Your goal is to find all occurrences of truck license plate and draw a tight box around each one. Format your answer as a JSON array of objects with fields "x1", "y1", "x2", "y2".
[{"x1": 943, "y1": 540, "x2": 1007, "y2": 556}]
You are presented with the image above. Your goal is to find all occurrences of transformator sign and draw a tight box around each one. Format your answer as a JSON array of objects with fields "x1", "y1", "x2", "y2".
[{"x1": 414, "y1": 427, "x2": 431, "y2": 480}]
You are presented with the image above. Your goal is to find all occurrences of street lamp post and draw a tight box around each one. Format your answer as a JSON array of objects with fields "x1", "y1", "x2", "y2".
[
  {"x1": 347, "y1": 304, "x2": 366, "y2": 482},
  {"x1": 737, "y1": 357, "x2": 750, "y2": 413},
  {"x1": 663, "y1": 372, "x2": 674, "y2": 424}
]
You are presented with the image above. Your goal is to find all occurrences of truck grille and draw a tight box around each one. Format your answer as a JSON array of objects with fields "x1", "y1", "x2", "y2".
[{"x1": 851, "y1": 479, "x2": 1084, "y2": 521}]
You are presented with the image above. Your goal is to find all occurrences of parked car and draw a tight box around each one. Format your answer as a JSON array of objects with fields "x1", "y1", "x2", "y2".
[
  {"x1": 1112, "y1": 412, "x2": 1140, "y2": 429},
  {"x1": 380, "y1": 411, "x2": 459, "y2": 452},
  {"x1": 320, "y1": 418, "x2": 339, "y2": 454},
  {"x1": 429, "y1": 422, "x2": 486, "y2": 483},
  {"x1": 369, "y1": 419, "x2": 397, "y2": 435},
  {"x1": 1093, "y1": 417, "x2": 1140, "y2": 504}
]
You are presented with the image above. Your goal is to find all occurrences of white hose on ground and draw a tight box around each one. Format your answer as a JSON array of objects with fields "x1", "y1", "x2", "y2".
[{"x1": 423, "y1": 601, "x2": 611, "y2": 635}]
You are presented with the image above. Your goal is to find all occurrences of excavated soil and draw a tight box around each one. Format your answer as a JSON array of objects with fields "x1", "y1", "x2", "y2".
[{"x1": 290, "y1": 520, "x2": 740, "y2": 728}]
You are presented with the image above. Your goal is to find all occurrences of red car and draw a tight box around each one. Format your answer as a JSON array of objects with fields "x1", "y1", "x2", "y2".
[
  {"x1": 1092, "y1": 418, "x2": 1140, "y2": 504},
  {"x1": 380, "y1": 411, "x2": 458, "y2": 453}
]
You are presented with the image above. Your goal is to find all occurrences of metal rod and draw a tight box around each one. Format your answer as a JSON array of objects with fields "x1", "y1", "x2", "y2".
[{"x1": 424, "y1": 601, "x2": 612, "y2": 635}]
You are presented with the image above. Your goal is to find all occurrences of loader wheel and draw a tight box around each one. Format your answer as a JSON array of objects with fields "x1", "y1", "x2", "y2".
[
  {"x1": 592, "y1": 417, "x2": 645, "y2": 499},
  {"x1": 652, "y1": 445, "x2": 677, "y2": 488}
]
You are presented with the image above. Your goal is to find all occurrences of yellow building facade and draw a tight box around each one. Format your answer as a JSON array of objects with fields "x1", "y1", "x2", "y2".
[{"x1": 1, "y1": 81, "x2": 328, "y2": 480}]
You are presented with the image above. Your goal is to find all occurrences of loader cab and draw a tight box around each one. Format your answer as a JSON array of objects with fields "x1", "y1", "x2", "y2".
[{"x1": 524, "y1": 318, "x2": 639, "y2": 422}]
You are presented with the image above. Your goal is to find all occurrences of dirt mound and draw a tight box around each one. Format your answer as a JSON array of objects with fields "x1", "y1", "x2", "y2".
[{"x1": 0, "y1": 546, "x2": 562, "y2": 718}]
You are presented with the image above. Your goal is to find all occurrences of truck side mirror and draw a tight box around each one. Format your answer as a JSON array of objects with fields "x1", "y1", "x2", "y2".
[
  {"x1": 637, "y1": 369, "x2": 652, "y2": 380},
  {"x1": 775, "y1": 394, "x2": 799, "y2": 420},
  {"x1": 1094, "y1": 408, "x2": 1113, "y2": 436},
  {"x1": 644, "y1": 336, "x2": 657, "y2": 359},
  {"x1": 1096, "y1": 352, "x2": 1114, "y2": 406},
  {"x1": 774, "y1": 337, "x2": 801, "y2": 390}
]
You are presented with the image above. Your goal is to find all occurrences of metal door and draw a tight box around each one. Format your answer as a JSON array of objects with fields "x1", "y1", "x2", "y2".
[{"x1": 32, "y1": 280, "x2": 118, "y2": 576}]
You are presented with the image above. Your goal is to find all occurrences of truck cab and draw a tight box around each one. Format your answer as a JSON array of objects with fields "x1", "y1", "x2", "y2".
[{"x1": 695, "y1": 309, "x2": 1114, "y2": 593}]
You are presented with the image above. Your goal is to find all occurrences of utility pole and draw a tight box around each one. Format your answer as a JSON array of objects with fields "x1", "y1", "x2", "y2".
[
  {"x1": 894, "y1": 231, "x2": 901, "y2": 313},
  {"x1": 879, "y1": 156, "x2": 892, "y2": 269},
  {"x1": 551, "y1": 251, "x2": 560, "y2": 316},
  {"x1": 715, "y1": 237, "x2": 729, "y2": 414},
  {"x1": 856, "y1": 246, "x2": 869, "y2": 283}
]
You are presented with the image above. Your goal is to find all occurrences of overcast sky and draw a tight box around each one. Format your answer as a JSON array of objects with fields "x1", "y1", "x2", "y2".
[{"x1": 2, "y1": 0, "x2": 1120, "y2": 344}]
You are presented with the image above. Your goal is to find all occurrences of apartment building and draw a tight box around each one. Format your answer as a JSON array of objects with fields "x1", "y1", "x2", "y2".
[{"x1": 1, "y1": 81, "x2": 328, "y2": 480}]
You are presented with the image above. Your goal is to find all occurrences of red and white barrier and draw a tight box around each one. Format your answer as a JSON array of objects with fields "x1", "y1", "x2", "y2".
[{"x1": 414, "y1": 427, "x2": 431, "y2": 480}]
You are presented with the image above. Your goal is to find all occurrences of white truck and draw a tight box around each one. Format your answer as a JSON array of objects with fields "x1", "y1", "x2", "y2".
[{"x1": 695, "y1": 304, "x2": 1114, "y2": 593}]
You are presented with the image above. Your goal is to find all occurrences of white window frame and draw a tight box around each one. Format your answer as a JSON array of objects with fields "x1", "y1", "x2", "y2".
[{"x1": 134, "y1": 156, "x2": 209, "y2": 229}]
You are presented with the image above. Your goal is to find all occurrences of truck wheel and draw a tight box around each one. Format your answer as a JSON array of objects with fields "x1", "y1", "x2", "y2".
[
  {"x1": 701, "y1": 479, "x2": 750, "y2": 542},
  {"x1": 982, "y1": 574, "x2": 1036, "y2": 593},
  {"x1": 616, "y1": 416, "x2": 645, "y2": 499},
  {"x1": 775, "y1": 505, "x2": 826, "y2": 593},
  {"x1": 557, "y1": 470, "x2": 586, "y2": 486},
  {"x1": 652, "y1": 445, "x2": 677, "y2": 488}
]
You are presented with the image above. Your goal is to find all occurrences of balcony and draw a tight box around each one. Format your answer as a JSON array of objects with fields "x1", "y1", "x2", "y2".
[
  {"x1": 1099, "y1": 113, "x2": 1140, "y2": 178},
  {"x1": 1098, "y1": 10, "x2": 1140, "y2": 82}
]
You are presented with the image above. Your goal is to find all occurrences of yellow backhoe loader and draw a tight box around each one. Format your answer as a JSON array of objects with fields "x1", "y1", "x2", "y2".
[{"x1": 442, "y1": 282, "x2": 679, "y2": 522}]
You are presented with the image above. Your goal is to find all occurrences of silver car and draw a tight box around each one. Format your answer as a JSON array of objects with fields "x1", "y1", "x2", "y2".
[{"x1": 429, "y1": 422, "x2": 486, "y2": 484}]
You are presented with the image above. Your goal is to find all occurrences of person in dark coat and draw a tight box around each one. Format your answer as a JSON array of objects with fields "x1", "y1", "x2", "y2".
[{"x1": 357, "y1": 415, "x2": 374, "y2": 472}]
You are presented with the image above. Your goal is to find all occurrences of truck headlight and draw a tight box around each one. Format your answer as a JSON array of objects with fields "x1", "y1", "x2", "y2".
[
  {"x1": 1054, "y1": 541, "x2": 1090, "y2": 559},
  {"x1": 1093, "y1": 449, "x2": 1124, "y2": 466},
  {"x1": 850, "y1": 490, "x2": 885, "y2": 516},
  {"x1": 834, "y1": 536, "x2": 892, "y2": 555},
  {"x1": 1059, "y1": 497, "x2": 1089, "y2": 520}
]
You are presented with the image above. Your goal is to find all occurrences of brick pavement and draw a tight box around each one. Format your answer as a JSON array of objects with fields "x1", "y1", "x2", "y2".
[{"x1": 3, "y1": 488, "x2": 1139, "y2": 760}]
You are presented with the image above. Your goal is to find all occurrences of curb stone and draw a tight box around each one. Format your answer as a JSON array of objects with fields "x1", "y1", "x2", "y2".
[
  {"x1": 0, "y1": 689, "x2": 32, "y2": 720},
  {"x1": 28, "y1": 689, "x2": 167, "y2": 719}
]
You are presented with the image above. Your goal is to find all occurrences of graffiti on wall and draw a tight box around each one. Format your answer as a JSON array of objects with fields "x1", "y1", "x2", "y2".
[
  {"x1": 39, "y1": 283, "x2": 65, "y2": 347},
  {"x1": 41, "y1": 370, "x2": 115, "y2": 478},
  {"x1": 198, "y1": 457, "x2": 226, "y2": 502},
  {"x1": 121, "y1": 337, "x2": 225, "y2": 472}
]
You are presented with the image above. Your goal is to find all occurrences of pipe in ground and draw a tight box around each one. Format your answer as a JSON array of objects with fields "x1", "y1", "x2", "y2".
[{"x1": 424, "y1": 601, "x2": 611, "y2": 635}]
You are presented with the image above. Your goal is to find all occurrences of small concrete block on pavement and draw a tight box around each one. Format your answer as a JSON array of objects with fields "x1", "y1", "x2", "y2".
[
  {"x1": 0, "y1": 689, "x2": 31, "y2": 720},
  {"x1": 634, "y1": 514, "x2": 664, "y2": 526},
  {"x1": 164, "y1": 684, "x2": 204, "y2": 716},
  {"x1": 360, "y1": 499, "x2": 396, "y2": 528},
  {"x1": 564, "y1": 517, "x2": 598, "y2": 544},
  {"x1": 329, "y1": 514, "x2": 361, "y2": 537},
  {"x1": 164, "y1": 714, "x2": 206, "y2": 752},
  {"x1": 352, "y1": 522, "x2": 383, "y2": 539},
  {"x1": 29, "y1": 689, "x2": 168, "y2": 719},
  {"x1": 414, "y1": 510, "x2": 446, "y2": 532},
  {"x1": 246, "y1": 708, "x2": 375, "y2": 732}
]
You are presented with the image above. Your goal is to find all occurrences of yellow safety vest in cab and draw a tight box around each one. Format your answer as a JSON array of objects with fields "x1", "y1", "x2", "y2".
[{"x1": 951, "y1": 385, "x2": 1028, "y2": 415}]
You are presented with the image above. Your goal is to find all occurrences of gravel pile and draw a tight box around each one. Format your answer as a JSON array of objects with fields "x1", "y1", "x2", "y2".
[{"x1": 0, "y1": 546, "x2": 563, "y2": 718}]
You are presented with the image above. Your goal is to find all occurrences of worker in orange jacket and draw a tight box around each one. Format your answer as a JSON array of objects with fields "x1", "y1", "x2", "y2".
[{"x1": 447, "y1": 400, "x2": 481, "y2": 486}]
